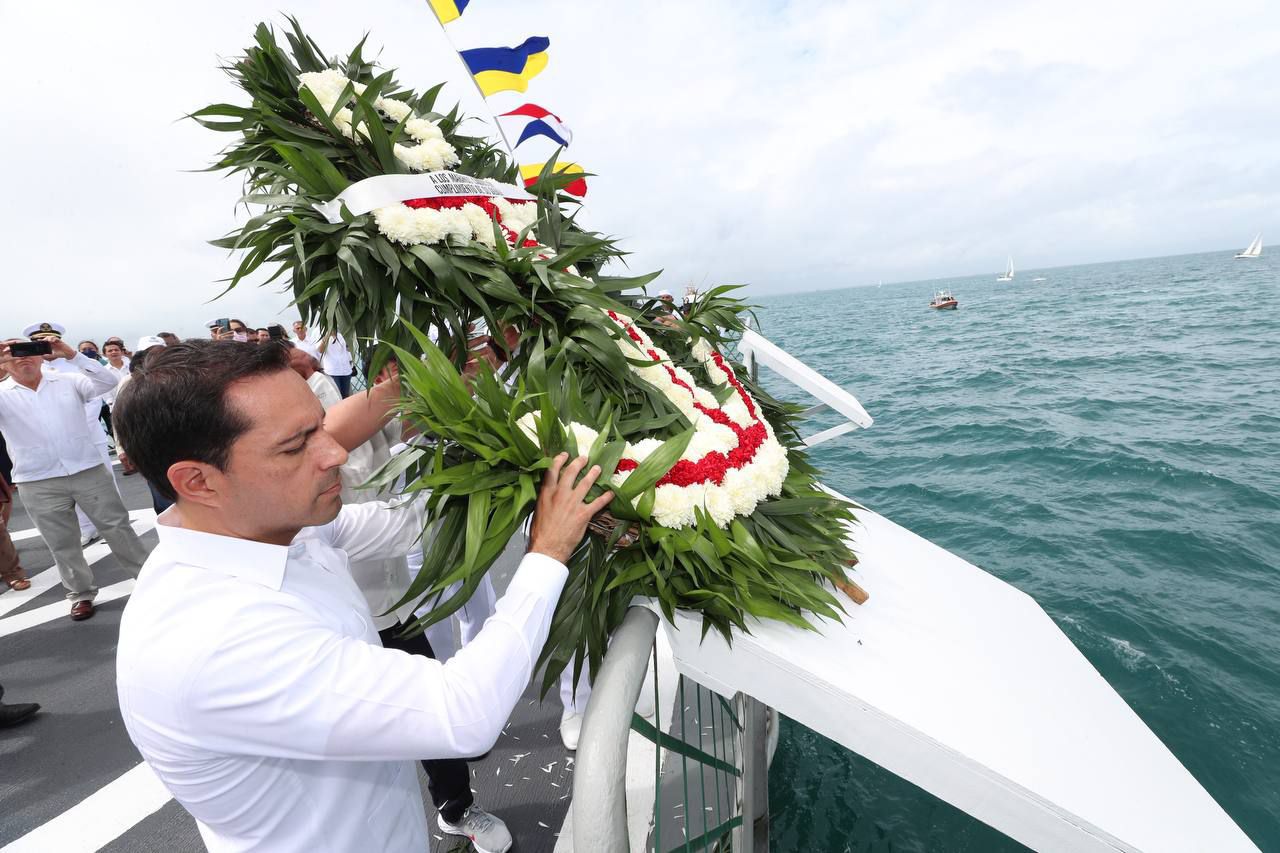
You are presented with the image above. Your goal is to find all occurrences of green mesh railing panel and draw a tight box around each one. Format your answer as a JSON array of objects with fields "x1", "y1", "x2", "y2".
[{"x1": 632, "y1": 647, "x2": 745, "y2": 853}]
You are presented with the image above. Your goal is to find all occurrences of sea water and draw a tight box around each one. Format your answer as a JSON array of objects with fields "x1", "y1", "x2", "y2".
[{"x1": 757, "y1": 250, "x2": 1280, "y2": 851}]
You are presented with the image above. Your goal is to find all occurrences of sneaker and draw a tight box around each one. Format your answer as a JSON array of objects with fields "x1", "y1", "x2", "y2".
[
  {"x1": 80, "y1": 531, "x2": 100, "y2": 547},
  {"x1": 437, "y1": 806, "x2": 511, "y2": 853},
  {"x1": 560, "y1": 709, "x2": 583, "y2": 751}
]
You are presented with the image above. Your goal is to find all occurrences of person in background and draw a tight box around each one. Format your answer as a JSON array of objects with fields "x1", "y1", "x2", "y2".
[
  {"x1": 291, "y1": 320, "x2": 323, "y2": 363},
  {"x1": 78, "y1": 341, "x2": 106, "y2": 364},
  {"x1": 320, "y1": 332, "x2": 354, "y2": 397},
  {"x1": 103, "y1": 341, "x2": 135, "y2": 474},
  {"x1": 31, "y1": 323, "x2": 116, "y2": 546},
  {"x1": 285, "y1": 340, "x2": 511, "y2": 842},
  {"x1": 0, "y1": 332, "x2": 149, "y2": 621},
  {"x1": 227, "y1": 320, "x2": 251, "y2": 343},
  {"x1": 157, "y1": 332, "x2": 180, "y2": 348},
  {"x1": 116, "y1": 338, "x2": 174, "y2": 513},
  {"x1": 1, "y1": 459, "x2": 31, "y2": 591},
  {"x1": 255, "y1": 328, "x2": 271, "y2": 344}
]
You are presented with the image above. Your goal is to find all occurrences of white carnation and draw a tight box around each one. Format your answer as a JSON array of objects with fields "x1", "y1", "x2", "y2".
[
  {"x1": 298, "y1": 69, "x2": 350, "y2": 111},
  {"x1": 652, "y1": 483, "x2": 699, "y2": 529},
  {"x1": 702, "y1": 485, "x2": 736, "y2": 528},
  {"x1": 405, "y1": 117, "x2": 445, "y2": 142},
  {"x1": 379, "y1": 98, "x2": 413, "y2": 122},
  {"x1": 691, "y1": 338, "x2": 714, "y2": 363},
  {"x1": 624, "y1": 438, "x2": 663, "y2": 461},
  {"x1": 394, "y1": 138, "x2": 460, "y2": 172},
  {"x1": 568, "y1": 422, "x2": 599, "y2": 454},
  {"x1": 722, "y1": 466, "x2": 764, "y2": 516},
  {"x1": 461, "y1": 203, "x2": 497, "y2": 246}
]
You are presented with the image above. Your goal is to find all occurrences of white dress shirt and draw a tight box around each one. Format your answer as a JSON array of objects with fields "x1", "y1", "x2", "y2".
[
  {"x1": 321, "y1": 335, "x2": 353, "y2": 376},
  {"x1": 0, "y1": 352, "x2": 119, "y2": 483},
  {"x1": 102, "y1": 359, "x2": 131, "y2": 407},
  {"x1": 294, "y1": 336, "x2": 323, "y2": 364},
  {"x1": 116, "y1": 501, "x2": 568, "y2": 852},
  {"x1": 306, "y1": 370, "x2": 415, "y2": 629}
]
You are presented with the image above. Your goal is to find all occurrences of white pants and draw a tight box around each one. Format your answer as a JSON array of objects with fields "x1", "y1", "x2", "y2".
[{"x1": 408, "y1": 544, "x2": 498, "y2": 662}]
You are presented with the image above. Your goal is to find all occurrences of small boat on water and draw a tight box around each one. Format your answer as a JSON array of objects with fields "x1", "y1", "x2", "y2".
[
  {"x1": 930, "y1": 289, "x2": 958, "y2": 310},
  {"x1": 996, "y1": 255, "x2": 1015, "y2": 281},
  {"x1": 1235, "y1": 233, "x2": 1262, "y2": 258}
]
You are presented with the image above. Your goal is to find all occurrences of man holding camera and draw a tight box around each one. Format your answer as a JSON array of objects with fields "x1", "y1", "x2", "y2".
[{"x1": 0, "y1": 327, "x2": 151, "y2": 620}]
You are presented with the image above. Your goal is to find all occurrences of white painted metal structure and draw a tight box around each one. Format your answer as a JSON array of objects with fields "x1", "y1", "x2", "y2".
[
  {"x1": 662, "y1": 503, "x2": 1261, "y2": 852},
  {"x1": 736, "y1": 329, "x2": 873, "y2": 448}
]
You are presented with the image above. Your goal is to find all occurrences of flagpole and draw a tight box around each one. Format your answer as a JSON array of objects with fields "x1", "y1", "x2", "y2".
[{"x1": 426, "y1": 10, "x2": 519, "y2": 165}]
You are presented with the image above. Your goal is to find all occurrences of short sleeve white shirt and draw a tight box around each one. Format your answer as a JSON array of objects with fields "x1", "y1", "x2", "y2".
[{"x1": 321, "y1": 336, "x2": 353, "y2": 376}]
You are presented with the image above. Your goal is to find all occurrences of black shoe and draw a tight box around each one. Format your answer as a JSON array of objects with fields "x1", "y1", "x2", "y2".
[{"x1": 0, "y1": 701, "x2": 40, "y2": 728}]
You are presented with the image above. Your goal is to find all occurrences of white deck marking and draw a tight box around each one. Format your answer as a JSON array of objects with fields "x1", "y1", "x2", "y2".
[
  {"x1": 7, "y1": 508, "x2": 154, "y2": 544},
  {"x1": 0, "y1": 580, "x2": 135, "y2": 638},
  {"x1": 0, "y1": 512, "x2": 155, "y2": 619},
  {"x1": 0, "y1": 761, "x2": 172, "y2": 853}
]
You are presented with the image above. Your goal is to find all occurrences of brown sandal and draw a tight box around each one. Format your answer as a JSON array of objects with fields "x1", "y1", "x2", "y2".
[{"x1": 5, "y1": 577, "x2": 30, "y2": 591}]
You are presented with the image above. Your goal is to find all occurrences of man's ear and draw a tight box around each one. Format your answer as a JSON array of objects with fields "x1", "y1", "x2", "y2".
[{"x1": 167, "y1": 461, "x2": 225, "y2": 508}]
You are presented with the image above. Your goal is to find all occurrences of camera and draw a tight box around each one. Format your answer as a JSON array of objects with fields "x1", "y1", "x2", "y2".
[{"x1": 8, "y1": 340, "x2": 53, "y2": 358}]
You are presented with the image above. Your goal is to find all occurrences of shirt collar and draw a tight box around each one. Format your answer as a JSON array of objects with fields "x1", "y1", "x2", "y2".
[{"x1": 154, "y1": 507, "x2": 291, "y2": 590}]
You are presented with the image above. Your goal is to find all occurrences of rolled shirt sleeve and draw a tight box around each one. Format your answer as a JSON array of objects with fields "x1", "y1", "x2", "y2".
[
  {"x1": 318, "y1": 498, "x2": 427, "y2": 564},
  {"x1": 68, "y1": 351, "x2": 121, "y2": 399}
]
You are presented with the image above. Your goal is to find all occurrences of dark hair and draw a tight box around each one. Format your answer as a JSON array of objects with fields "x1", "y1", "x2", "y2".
[{"x1": 113, "y1": 339, "x2": 291, "y2": 501}]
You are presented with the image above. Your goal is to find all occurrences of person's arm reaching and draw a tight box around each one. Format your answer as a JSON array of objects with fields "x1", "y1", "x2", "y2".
[
  {"x1": 178, "y1": 454, "x2": 613, "y2": 761},
  {"x1": 48, "y1": 339, "x2": 118, "y2": 399},
  {"x1": 323, "y1": 362, "x2": 399, "y2": 452}
]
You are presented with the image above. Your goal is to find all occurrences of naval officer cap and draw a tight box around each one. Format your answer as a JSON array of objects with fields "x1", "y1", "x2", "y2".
[{"x1": 23, "y1": 321, "x2": 66, "y2": 340}]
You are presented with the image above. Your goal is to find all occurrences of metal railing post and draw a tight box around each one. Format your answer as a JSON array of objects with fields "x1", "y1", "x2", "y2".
[
  {"x1": 734, "y1": 695, "x2": 770, "y2": 853},
  {"x1": 572, "y1": 606, "x2": 659, "y2": 852}
]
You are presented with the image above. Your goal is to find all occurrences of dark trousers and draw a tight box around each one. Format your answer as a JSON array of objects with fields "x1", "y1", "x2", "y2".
[
  {"x1": 332, "y1": 373, "x2": 352, "y2": 398},
  {"x1": 377, "y1": 624, "x2": 474, "y2": 824},
  {"x1": 99, "y1": 403, "x2": 114, "y2": 439}
]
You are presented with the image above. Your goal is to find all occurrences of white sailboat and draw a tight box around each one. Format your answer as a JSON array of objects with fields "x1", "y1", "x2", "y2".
[
  {"x1": 996, "y1": 255, "x2": 1015, "y2": 281},
  {"x1": 1234, "y1": 233, "x2": 1262, "y2": 258}
]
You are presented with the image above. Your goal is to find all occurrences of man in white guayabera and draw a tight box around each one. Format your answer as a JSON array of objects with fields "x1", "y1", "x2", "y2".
[
  {"x1": 0, "y1": 330, "x2": 149, "y2": 621},
  {"x1": 112, "y1": 339, "x2": 611, "y2": 853}
]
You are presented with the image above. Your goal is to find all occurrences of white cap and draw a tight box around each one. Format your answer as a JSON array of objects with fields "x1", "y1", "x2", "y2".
[
  {"x1": 136, "y1": 335, "x2": 167, "y2": 352},
  {"x1": 657, "y1": 290, "x2": 673, "y2": 298},
  {"x1": 23, "y1": 321, "x2": 66, "y2": 339},
  {"x1": 205, "y1": 319, "x2": 222, "y2": 329}
]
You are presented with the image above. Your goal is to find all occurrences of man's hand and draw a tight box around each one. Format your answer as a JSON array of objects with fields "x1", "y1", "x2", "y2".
[
  {"x1": 528, "y1": 453, "x2": 615, "y2": 565},
  {"x1": 45, "y1": 339, "x2": 76, "y2": 361}
]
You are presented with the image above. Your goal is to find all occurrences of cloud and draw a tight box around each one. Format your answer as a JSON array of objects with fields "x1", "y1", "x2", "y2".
[{"x1": 3, "y1": 0, "x2": 1278, "y2": 343}]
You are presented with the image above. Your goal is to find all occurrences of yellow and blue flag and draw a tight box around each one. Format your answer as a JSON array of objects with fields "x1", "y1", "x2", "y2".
[
  {"x1": 461, "y1": 37, "x2": 550, "y2": 97},
  {"x1": 521, "y1": 162, "x2": 587, "y2": 197},
  {"x1": 428, "y1": 0, "x2": 471, "y2": 24}
]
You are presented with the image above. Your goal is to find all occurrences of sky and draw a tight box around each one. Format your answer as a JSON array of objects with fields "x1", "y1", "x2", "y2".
[{"x1": 3, "y1": 0, "x2": 1279, "y2": 344}]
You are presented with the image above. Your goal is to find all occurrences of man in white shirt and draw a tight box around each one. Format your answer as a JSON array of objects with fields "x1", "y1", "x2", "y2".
[
  {"x1": 319, "y1": 332, "x2": 355, "y2": 398},
  {"x1": 291, "y1": 320, "x2": 323, "y2": 364},
  {"x1": 287, "y1": 339, "x2": 509, "y2": 842},
  {"x1": 101, "y1": 340, "x2": 131, "y2": 409},
  {"x1": 0, "y1": 333, "x2": 149, "y2": 620},
  {"x1": 112, "y1": 339, "x2": 611, "y2": 852}
]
